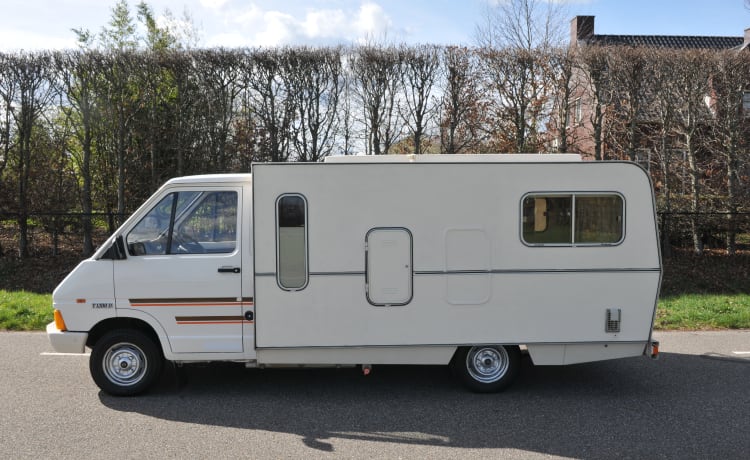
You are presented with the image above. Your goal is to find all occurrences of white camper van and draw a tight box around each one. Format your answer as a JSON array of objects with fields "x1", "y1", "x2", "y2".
[{"x1": 47, "y1": 154, "x2": 661, "y2": 395}]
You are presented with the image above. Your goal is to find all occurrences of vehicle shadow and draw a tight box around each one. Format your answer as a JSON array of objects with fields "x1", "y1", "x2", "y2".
[{"x1": 99, "y1": 352, "x2": 749, "y2": 458}]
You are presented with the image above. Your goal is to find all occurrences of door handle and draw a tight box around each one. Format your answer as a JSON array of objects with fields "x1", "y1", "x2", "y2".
[{"x1": 218, "y1": 267, "x2": 241, "y2": 274}]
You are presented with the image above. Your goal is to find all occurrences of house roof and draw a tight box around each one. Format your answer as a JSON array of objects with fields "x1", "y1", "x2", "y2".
[
  {"x1": 570, "y1": 16, "x2": 747, "y2": 50},
  {"x1": 582, "y1": 34, "x2": 744, "y2": 50}
]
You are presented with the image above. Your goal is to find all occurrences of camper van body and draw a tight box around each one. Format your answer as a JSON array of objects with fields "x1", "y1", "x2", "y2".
[{"x1": 47, "y1": 155, "x2": 661, "y2": 395}]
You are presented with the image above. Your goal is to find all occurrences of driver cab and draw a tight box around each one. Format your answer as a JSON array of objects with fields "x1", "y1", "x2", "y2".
[{"x1": 113, "y1": 183, "x2": 248, "y2": 355}]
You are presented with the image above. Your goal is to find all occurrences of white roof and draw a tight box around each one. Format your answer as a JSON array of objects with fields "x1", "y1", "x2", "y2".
[
  {"x1": 165, "y1": 173, "x2": 252, "y2": 186},
  {"x1": 324, "y1": 153, "x2": 582, "y2": 163},
  {"x1": 165, "y1": 154, "x2": 582, "y2": 184}
]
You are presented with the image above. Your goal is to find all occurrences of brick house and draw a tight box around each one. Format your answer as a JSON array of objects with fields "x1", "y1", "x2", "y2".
[
  {"x1": 561, "y1": 16, "x2": 750, "y2": 253},
  {"x1": 563, "y1": 15, "x2": 748, "y2": 162}
]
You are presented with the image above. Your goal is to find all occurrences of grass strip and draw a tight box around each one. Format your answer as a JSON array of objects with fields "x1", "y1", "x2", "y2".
[
  {"x1": 1, "y1": 290, "x2": 749, "y2": 331},
  {"x1": 0, "y1": 290, "x2": 53, "y2": 331},
  {"x1": 656, "y1": 294, "x2": 750, "y2": 330}
]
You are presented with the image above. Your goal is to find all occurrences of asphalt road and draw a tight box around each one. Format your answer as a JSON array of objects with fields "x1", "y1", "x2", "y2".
[{"x1": 1, "y1": 331, "x2": 748, "y2": 459}]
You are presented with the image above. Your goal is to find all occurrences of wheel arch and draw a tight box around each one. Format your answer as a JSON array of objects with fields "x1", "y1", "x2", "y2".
[{"x1": 87, "y1": 314, "x2": 170, "y2": 358}]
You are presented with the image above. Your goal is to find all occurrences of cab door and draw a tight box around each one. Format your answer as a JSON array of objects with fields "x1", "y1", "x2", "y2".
[{"x1": 115, "y1": 187, "x2": 246, "y2": 354}]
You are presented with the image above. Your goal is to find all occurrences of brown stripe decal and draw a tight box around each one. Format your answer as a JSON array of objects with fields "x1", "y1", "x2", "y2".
[{"x1": 175, "y1": 315, "x2": 253, "y2": 325}]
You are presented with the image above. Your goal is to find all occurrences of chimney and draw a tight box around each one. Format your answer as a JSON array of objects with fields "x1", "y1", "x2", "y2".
[
  {"x1": 745, "y1": 27, "x2": 750, "y2": 46},
  {"x1": 570, "y1": 16, "x2": 595, "y2": 46}
]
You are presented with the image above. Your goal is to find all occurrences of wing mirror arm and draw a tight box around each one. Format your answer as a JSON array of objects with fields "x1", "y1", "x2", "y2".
[{"x1": 102, "y1": 235, "x2": 128, "y2": 260}]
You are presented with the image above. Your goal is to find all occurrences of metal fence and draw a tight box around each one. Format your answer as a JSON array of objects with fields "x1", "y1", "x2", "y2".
[{"x1": 1, "y1": 211, "x2": 749, "y2": 258}]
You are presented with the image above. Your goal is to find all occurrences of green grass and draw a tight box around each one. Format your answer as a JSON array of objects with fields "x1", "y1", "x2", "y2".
[
  {"x1": 1, "y1": 289, "x2": 748, "y2": 332},
  {"x1": 656, "y1": 294, "x2": 750, "y2": 330},
  {"x1": 0, "y1": 290, "x2": 53, "y2": 331}
]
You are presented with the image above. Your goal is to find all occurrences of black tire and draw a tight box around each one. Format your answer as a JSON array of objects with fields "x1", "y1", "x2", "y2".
[
  {"x1": 89, "y1": 329, "x2": 163, "y2": 396},
  {"x1": 451, "y1": 345, "x2": 521, "y2": 393}
]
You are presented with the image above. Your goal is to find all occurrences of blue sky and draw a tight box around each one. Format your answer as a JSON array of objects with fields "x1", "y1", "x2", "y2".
[{"x1": 1, "y1": 0, "x2": 748, "y2": 51}]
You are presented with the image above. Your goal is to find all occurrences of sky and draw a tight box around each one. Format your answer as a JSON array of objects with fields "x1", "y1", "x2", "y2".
[{"x1": 0, "y1": 0, "x2": 749, "y2": 51}]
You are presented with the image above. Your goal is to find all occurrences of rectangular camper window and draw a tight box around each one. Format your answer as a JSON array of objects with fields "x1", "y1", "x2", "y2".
[
  {"x1": 522, "y1": 195, "x2": 572, "y2": 244},
  {"x1": 276, "y1": 194, "x2": 308, "y2": 290},
  {"x1": 574, "y1": 195, "x2": 624, "y2": 243},
  {"x1": 522, "y1": 194, "x2": 623, "y2": 246}
]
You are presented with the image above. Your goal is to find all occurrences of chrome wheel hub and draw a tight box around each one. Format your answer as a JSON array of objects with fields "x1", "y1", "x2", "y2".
[
  {"x1": 466, "y1": 346, "x2": 509, "y2": 383},
  {"x1": 103, "y1": 343, "x2": 147, "y2": 387}
]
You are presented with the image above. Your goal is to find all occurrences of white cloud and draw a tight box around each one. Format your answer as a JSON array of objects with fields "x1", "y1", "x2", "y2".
[
  {"x1": 0, "y1": 28, "x2": 78, "y2": 51},
  {"x1": 354, "y1": 2, "x2": 393, "y2": 41},
  {"x1": 302, "y1": 9, "x2": 348, "y2": 39},
  {"x1": 206, "y1": 1, "x2": 398, "y2": 47},
  {"x1": 200, "y1": 0, "x2": 230, "y2": 10}
]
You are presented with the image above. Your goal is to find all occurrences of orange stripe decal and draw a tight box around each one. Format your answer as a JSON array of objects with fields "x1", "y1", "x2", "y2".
[{"x1": 129, "y1": 298, "x2": 254, "y2": 308}]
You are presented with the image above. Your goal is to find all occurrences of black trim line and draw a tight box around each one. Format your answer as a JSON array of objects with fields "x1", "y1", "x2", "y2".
[
  {"x1": 258, "y1": 268, "x2": 660, "y2": 277},
  {"x1": 256, "y1": 340, "x2": 651, "y2": 350},
  {"x1": 415, "y1": 268, "x2": 661, "y2": 275}
]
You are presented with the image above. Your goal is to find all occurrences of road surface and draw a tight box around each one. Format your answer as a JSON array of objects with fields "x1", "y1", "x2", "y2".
[{"x1": 1, "y1": 330, "x2": 748, "y2": 459}]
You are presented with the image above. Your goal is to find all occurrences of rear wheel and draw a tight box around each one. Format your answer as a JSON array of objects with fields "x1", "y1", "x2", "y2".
[
  {"x1": 90, "y1": 329, "x2": 163, "y2": 396},
  {"x1": 451, "y1": 345, "x2": 520, "y2": 393}
]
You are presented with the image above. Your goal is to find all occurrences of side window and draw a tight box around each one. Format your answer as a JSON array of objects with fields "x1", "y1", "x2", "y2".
[
  {"x1": 127, "y1": 193, "x2": 175, "y2": 255},
  {"x1": 575, "y1": 195, "x2": 623, "y2": 243},
  {"x1": 522, "y1": 196, "x2": 572, "y2": 244},
  {"x1": 522, "y1": 194, "x2": 623, "y2": 246},
  {"x1": 127, "y1": 190, "x2": 238, "y2": 256},
  {"x1": 276, "y1": 194, "x2": 308, "y2": 290},
  {"x1": 175, "y1": 191, "x2": 238, "y2": 254}
]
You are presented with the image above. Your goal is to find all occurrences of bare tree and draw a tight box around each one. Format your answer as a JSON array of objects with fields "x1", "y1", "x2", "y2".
[
  {"x1": 647, "y1": 48, "x2": 680, "y2": 256},
  {"x1": 399, "y1": 44, "x2": 440, "y2": 154},
  {"x1": 285, "y1": 47, "x2": 343, "y2": 162},
  {"x1": 53, "y1": 50, "x2": 103, "y2": 256},
  {"x1": 672, "y1": 49, "x2": 714, "y2": 255},
  {"x1": 192, "y1": 49, "x2": 243, "y2": 171},
  {"x1": 0, "y1": 52, "x2": 18, "y2": 257},
  {"x1": 162, "y1": 50, "x2": 201, "y2": 175},
  {"x1": 474, "y1": 0, "x2": 566, "y2": 153},
  {"x1": 337, "y1": 59, "x2": 356, "y2": 155},
  {"x1": 350, "y1": 45, "x2": 403, "y2": 155},
  {"x1": 4, "y1": 52, "x2": 57, "y2": 258},
  {"x1": 609, "y1": 47, "x2": 648, "y2": 161},
  {"x1": 439, "y1": 46, "x2": 487, "y2": 154},
  {"x1": 548, "y1": 46, "x2": 579, "y2": 153},
  {"x1": 245, "y1": 49, "x2": 294, "y2": 163},
  {"x1": 578, "y1": 45, "x2": 613, "y2": 160},
  {"x1": 708, "y1": 50, "x2": 750, "y2": 254},
  {"x1": 475, "y1": 0, "x2": 567, "y2": 51}
]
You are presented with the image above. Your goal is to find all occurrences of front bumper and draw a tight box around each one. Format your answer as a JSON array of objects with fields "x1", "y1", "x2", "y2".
[{"x1": 46, "y1": 322, "x2": 88, "y2": 354}]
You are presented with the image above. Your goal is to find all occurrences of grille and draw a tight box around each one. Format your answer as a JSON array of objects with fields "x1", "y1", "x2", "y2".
[{"x1": 606, "y1": 308, "x2": 621, "y2": 333}]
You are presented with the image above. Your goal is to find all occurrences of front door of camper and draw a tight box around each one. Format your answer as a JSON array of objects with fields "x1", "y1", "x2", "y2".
[{"x1": 115, "y1": 187, "x2": 245, "y2": 354}]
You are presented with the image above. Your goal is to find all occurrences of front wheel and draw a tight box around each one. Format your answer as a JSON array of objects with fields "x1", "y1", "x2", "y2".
[
  {"x1": 451, "y1": 345, "x2": 521, "y2": 393},
  {"x1": 90, "y1": 329, "x2": 163, "y2": 396}
]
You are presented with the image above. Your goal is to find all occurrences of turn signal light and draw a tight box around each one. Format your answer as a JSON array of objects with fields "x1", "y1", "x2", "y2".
[{"x1": 53, "y1": 310, "x2": 67, "y2": 331}]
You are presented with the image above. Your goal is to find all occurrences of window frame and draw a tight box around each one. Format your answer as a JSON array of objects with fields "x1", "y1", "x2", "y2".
[
  {"x1": 520, "y1": 192, "x2": 625, "y2": 247},
  {"x1": 275, "y1": 193, "x2": 309, "y2": 291},
  {"x1": 125, "y1": 188, "x2": 240, "y2": 257}
]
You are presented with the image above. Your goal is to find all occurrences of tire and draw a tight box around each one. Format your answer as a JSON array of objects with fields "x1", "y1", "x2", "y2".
[
  {"x1": 89, "y1": 329, "x2": 163, "y2": 396},
  {"x1": 451, "y1": 345, "x2": 521, "y2": 393}
]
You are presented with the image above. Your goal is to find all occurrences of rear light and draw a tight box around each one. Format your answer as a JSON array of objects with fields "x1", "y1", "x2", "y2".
[
  {"x1": 649, "y1": 340, "x2": 659, "y2": 359},
  {"x1": 53, "y1": 310, "x2": 67, "y2": 331}
]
